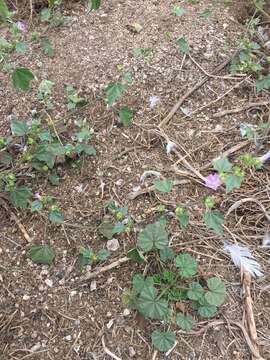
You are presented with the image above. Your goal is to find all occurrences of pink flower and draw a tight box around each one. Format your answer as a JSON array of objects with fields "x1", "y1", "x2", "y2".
[
  {"x1": 259, "y1": 150, "x2": 270, "y2": 163},
  {"x1": 204, "y1": 174, "x2": 223, "y2": 191},
  {"x1": 17, "y1": 21, "x2": 26, "y2": 32},
  {"x1": 34, "y1": 192, "x2": 42, "y2": 199}
]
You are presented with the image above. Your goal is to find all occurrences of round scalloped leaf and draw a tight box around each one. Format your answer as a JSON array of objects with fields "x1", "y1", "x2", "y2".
[
  {"x1": 175, "y1": 253, "x2": 198, "y2": 278},
  {"x1": 137, "y1": 222, "x2": 168, "y2": 252},
  {"x1": 187, "y1": 282, "x2": 204, "y2": 301},
  {"x1": 151, "y1": 330, "x2": 176, "y2": 352},
  {"x1": 175, "y1": 313, "x2": 196, "y2": 331},
  {"x1": 138, "y1": 286, "x2": 169, "y2": 320},
  {"x1": 205, "y1": 277, "x2": 225, "y2": 306}
]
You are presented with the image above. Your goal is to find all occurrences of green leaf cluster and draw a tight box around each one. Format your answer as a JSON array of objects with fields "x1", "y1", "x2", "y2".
[
  {"x1": 78, "y1": 246, "x2": 110, "y2": 271},
  {"x1": 212, "y1": 157, "x2": 244, "y2": 193}
]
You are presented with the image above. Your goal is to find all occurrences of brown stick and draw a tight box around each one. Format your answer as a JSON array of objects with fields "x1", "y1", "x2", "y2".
[
  {"x1": 10, "y1": 212, "x2": 32, "y2": 242},
  {"x1": 226, "y1": 197, "x2": 270, "y2": 222},
  {"x1": 177, "y1": 319, "x2": 264, "y2": 359},
  {"x1": 151, "y1": 128, "x2": 206, "y2": 181},
  {"x1": 128, "y1": 179, "x2": 190, "y2": 200},
  {"x1": 158, "y1": 52, "x2": 238, "y2": 128},
  {"x1": 200, "y1": 140, "x2": 250, "y2": 170},
  {"x1": 213, "y1": 102, "x2": 269, "y2": 118},
  {"x1": 80, "y1": 256, "x2": 130, "y2": 282},
  {"x1": 243, "y1": 270, "x2": 263, "y2": 360}
]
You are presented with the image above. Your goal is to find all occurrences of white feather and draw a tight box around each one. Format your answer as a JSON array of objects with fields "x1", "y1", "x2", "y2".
[
  {"x1": 262, "y1": 232, "x2": 270, "y2": 247},
  {"x1": 140, "y1": 170, "x2": 161, "y2": 183},
  {"x1": 224, "y1": 241, "x2": 263, "y2": 278},
  {"x1": 149, "y1": 95, "x2": 160, "y2": 109},
  {"x1": 166, "y1": 141, "x2": 175, "y2": 155}
]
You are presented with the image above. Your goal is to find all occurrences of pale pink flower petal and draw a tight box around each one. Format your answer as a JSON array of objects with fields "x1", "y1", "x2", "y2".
[
  {"x1": 259, "y1": 150, "x2": 270, "y2": 163},
  {"x1": 17, "y1": 21, "x2": 26, "y2": 32},
  {"x1": 204, "y1": 174, "x2": 222, "y2": 191}
]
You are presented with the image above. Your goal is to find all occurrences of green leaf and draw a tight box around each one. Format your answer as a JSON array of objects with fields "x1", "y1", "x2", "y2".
[
  {"x1": 137, "y1": 222, "x2": 168, "y2": 252},
  {"x1": 0, "y1": 151, "x2": 12, "y2": 165},
  {"x1": 159, "y1": 246, "x2": 174, "y2": 262},
  {"x1": 256, "y1": 73, "x2": 270, "y2": 91},
  {"x1": 112, "y1": 222, "x2": 125, "y2": 234},
  {"x1": 212, "y1": 157, "x2": 232, "y2": 173},
  {"x1": 175, "y1": 253, "x2": 198, "y2": 278},
  {"x1": 178, "y1": 37, "x2": 189, "y2": 54},
  {"x1": 40, "y1": 7, "x2": 51, "y2": 21},
  {"x1": 74, "y1": 128, "x2": 91, "y2": 142},
  {"x1": 90, "y1": 0, "x2": 101, "y2": 10},
  {"x1": 168, "y1": 288, "x2": 188, "y2": 301},
  {"x1": 175, "y1": 313, "x2": 195, "y2": 331},
  {"x1": 39, "y1": 129, "x2": 53, "y2": 142},
  {"x1": 11, "y1": 120, "x2": 29, "y2": 136},
  {"x1": 96, "y1": 249, "x2": 111, "y2": 261},
  {"x1": 78, "y1": 247, "x2": 94, "y2": 270},
  {"x1": 31, "y1": 199, "x2": 43, "y2": 212},
  {"x1": 9, "y1": 186, "x2": 31, "y2": 209},
  {"x1": 224, "y1": 174, "x2": 243, "y2": 193},
  {"x1": 78, "y1": 253, "x2": 91, "y2": 270},
  {"x1": 0, "y1": 0, "x2": 11, "y2": 20},
  {"x1": 27, "y1": 245, "x2": 54, "y2": 265},
  {"x1": 133, "y1": 274, "x2": 154, "y2": 293},
  {"x1": 75, "y1": 144, "x2": 96, "y2": 155},
  {"x1": 127, "y1": 248, "x2": 146, "y2": 263},
  {"x1": 33, "y1": 144, "x2": 56, "y2": 168},
  {"x1": 203, "y1": 210, "x2": 224, "y2": 236},
  {"x1": 33, "y1": 143, "x2": 65, "y2": 168},
  {"x1": 122, "y1": 71, "x2": 134, "y2": 85},
  {"x1": 187, "y1": 282, "x2": 204, "y2": 301},
  {"x1": 175, "y1": 205, "x2": 189, "y2": 229},
  {"x1": 38, "y1": 79, "x2": 54, "y2": 97},
  {"x1": 153, "y1": 178, "x2": 173, "y2": 193},
  {"x1": 201, "y1": 8, "x2": 212, "y2": 18},
  {"x1": 49, "y1": 210, "x2": 64, "y2": 223},
  {"x1": 138, "y1": 286, "x2": 169, "y2": 319},
  {"x1": 151, "y1": 330, "x2": 175, "y2": 353},
  {"x1": 99, "y1": 221, "x2": 115, "y2": 239},
  {"x1": 79, "y1": 247, "x2": 93, "y2": 259},
  {"x1": 41, "y1": 38, "x2": 55, "y2": 57},
  {"x1": 118, "y1": 106, "x2": 134, "y2": 127},
  {"x1": 15, "y1": 41, "x2": 28, "y2": 54},
  {"x1": 197, "y1": 296, "x2": 217, "y2": 318},
  {"x1": 48, "y1": 174, "x2": 59, "y2": 186},
  {"x1": 105, "y1": 82, "x2": 125, "y2": 106},
  {"x1": 171, "y1": 5, "x2": 186, "y2": 16},
  {"x1": 205, "y1": 277, "x2": 225, "y2": 306},
  {"x1": 12, "y1": 68, "x2": 34, "y2": 91}
]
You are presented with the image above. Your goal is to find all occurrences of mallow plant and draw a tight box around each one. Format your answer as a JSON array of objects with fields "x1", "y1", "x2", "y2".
[{"x1": 123, "y1": 220, "x2": 226, "y2": 353}]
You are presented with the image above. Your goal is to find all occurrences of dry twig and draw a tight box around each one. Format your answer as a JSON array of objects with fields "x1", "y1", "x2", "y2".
[
  {"x1": 102, "y1": 336, "x2": 122, "y2": 360},
  {"x1": 159, "y1": 51, "x2": 238, "y2": 128},
  {"x1": 80, "y1": 256, "x2": 129, "y2": 282},
  {"x1": 242, "y1": 271, "x2": 263, "y2": 360},
  {"x1": 10, "y1": 212, "x2": 32, "y2": 242},
  {"x1": 177, "y1": 319, "x2": 264, "y2": 359},
  {"x1": 226, "y1": 197, "x2": 270, "y2": 222},
  {"x1": 201, "y1": 140, "x2": 250, "y2": 170},
  {"x1": 213, "y1": 102, "x2": 269, "y2": 118},
  {"x1": 128, "y1": 179, "x2": 190, "y2": 200}
]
